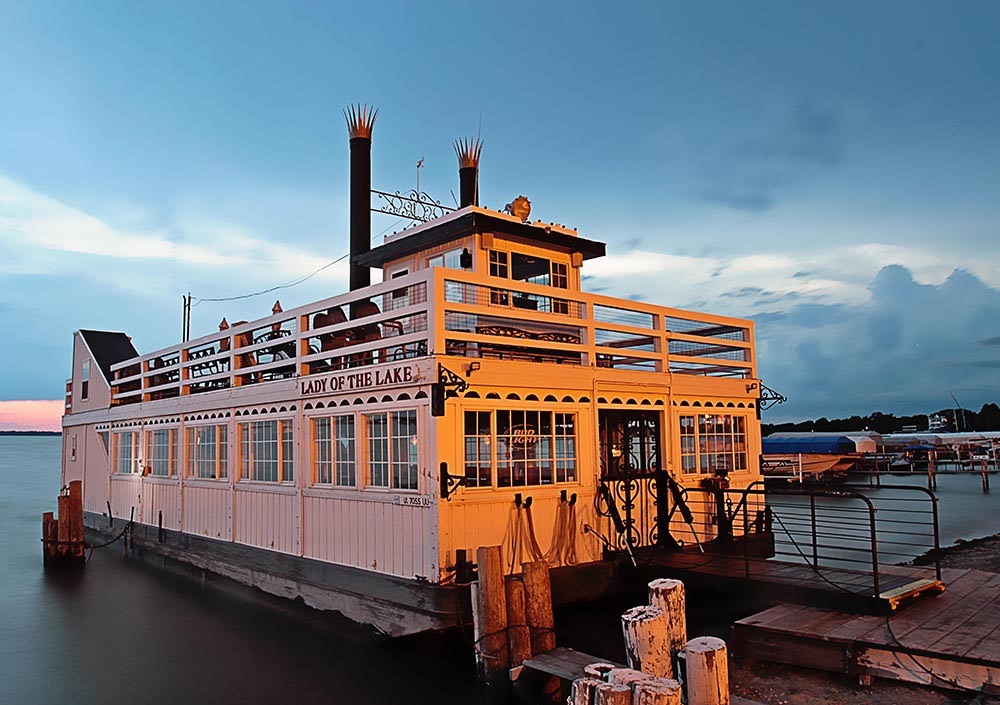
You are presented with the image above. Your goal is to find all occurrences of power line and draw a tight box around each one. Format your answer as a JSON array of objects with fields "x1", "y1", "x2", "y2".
[{"x1": 192, "y1": 252, "x2": 349, "y2": 305}]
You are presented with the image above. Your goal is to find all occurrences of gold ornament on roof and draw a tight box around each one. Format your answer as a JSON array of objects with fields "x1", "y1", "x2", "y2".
[{"x1": 504, "y1": 195, "x2": 531, "y2": 222}]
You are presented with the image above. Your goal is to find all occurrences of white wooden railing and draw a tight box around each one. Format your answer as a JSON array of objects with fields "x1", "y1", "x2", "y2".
[{"x1": 110, "y1": 268, "x2": 755, "y2": 405}]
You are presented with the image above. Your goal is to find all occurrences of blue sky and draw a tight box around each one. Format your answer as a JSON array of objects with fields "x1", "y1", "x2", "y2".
[{"x1": 1, "y1": 1, "x2": 999, "y2": 426}]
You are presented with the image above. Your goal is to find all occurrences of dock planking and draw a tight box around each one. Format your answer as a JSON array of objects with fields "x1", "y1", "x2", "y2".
[
  {"x1": 639, "y1": 548, "x2": 940, "y2": 612},
  {"x1": 732, "y1": 568, "x2": 1000, "y2": 693}
]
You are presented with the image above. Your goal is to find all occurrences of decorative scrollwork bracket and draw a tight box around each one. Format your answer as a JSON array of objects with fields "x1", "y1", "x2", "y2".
[
  {"x1": 431, "y1": 364, "x2": 469, "y2": 417},
  {"x1": 371, "y1": 188, "x2": 456, "y2": 224}
]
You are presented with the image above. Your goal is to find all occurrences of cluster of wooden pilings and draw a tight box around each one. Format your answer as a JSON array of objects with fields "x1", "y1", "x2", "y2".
[
  {"x1": 585, "y1": 578, "x2": 728, "y2": 705},
  {"x1": 470, "y1": 546, "x2": 730, "y2": 705},
  {"x1": 41, "y1": 479, "x2": 85, "y2": 567},
  {"x1": 566, "y1": 579, "x2": 728, "y2": 705},
  {"x1": 471, "y1": 546, "x2": 559, "y2": 701}
]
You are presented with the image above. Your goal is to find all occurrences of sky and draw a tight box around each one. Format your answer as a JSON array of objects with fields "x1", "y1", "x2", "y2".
[{"x1": 1, "y1": 1, "x2": 999, "y2": 430}]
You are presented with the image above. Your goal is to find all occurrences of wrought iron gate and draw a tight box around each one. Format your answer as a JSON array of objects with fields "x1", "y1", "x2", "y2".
[{"x1": 597, "y1": 410, "x2": 667, "y2": 550}]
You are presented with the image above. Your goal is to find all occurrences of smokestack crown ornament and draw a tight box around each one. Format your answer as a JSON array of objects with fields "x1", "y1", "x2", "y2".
[{"x1": 454, "y1": 137, "x2": 483, "y2": 208}]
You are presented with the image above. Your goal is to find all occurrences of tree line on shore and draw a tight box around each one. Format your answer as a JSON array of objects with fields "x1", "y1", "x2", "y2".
[{"x1": 763, "y1": 403, "x2": 1000, "y2": 435}]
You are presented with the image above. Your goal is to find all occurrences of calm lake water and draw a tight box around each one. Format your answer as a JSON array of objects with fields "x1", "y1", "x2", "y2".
[{"x1": 2, "y1": 435, "x2": 998, "y2": 704}]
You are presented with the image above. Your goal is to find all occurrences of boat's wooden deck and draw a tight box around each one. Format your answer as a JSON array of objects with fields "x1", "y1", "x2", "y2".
[
  {"x1": 732, "y1": 568, "x2": 1000, "y2": 693},
  {"x1": 637, "y1": 549, "x2": 942, "y2": 613}
]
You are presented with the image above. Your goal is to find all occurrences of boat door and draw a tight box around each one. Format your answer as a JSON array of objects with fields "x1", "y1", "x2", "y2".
[{"x1": 597, "y1": 410, "x2": 667, "y2": 551}]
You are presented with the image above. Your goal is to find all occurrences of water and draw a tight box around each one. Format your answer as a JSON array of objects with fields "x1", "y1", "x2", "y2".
[
  {"x1": 0, "y1": 436, "x2": 477, "y2": 705},
  {"x1": 2, "y1": 437, "x2": 999, "y2": 704}
]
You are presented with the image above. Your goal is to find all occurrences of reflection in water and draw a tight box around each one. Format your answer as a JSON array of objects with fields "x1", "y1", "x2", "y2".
[{"x1": 0, "y1": 437, "x2": 476, "y2": 705}]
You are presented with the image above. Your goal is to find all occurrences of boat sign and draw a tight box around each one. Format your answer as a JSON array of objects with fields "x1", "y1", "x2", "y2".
[{"x1": 300, "y1": 364, "x2": 416, "y2": 396}]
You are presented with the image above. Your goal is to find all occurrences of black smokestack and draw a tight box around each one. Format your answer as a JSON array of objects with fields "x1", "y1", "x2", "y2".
[
  {"x1": 345, "y1": 104, "x2": 378, "y2": 291},
  {"x1": 454, "y1": 137, "x2": 483, "y2": 208}
]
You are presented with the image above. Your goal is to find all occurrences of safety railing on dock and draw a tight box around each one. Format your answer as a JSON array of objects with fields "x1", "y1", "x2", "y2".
[
  {"x1": 106, "y1": 267, "x2": 758, "y2": 405},
  {"x1": 663, "y1": 480, "x2": 942, "y2": 600}
]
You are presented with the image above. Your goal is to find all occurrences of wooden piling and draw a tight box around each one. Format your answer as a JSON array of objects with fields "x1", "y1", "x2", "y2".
[
  {"x1": 68, "y1": 480, "x2": 84, "y2": 559},
  {"x1": 505, "y1": 575, "x2": 532, "y2": 668},
  {"x1": 621, "y1": 605, "x2": 672, "y2": 678},
  {"x1": 608, "y1": 666, "x2": 653, "y2": 691},
  {"x1": 523, "y1": 559, "x2": 559, "y2": 703},
  {"x1": 685, "y1": 637, "x2": 729, "y2": 705},
  {"x1": 473, "y1": 545, "x2": 509, "y2": 689},
  {"x1": 982, "y1": 459, "x2": 990, "y2": 493},
  {"x1": 595, "y1": 682, "x2": 631, "y2": 705},
  {"x1": 584, "y1": 662, "x2": 618, "y2": 680},
  {"x1": 634, "y1": 678, "x2": 682, "y2": 705},
  {"x1": 570, "y1": 677, "x2": 604, "y2": 705},
  {"x1": 523, "y1": 559, "x2": 556, "y2": 656},
  {"x1": 647, "y1": 579, "x2": 687, "y2": 659},
  {"x1": 56, "y1": 494, "x2": 70, "y2": 556}
]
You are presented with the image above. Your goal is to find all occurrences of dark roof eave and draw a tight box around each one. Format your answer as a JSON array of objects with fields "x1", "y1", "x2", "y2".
[{"x1": 354, "y1": 211, "x2": 606, "y2": 268}]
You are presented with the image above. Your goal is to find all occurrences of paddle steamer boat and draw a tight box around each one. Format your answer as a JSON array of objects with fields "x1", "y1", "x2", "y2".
[{"x1": 60, "y1": 107, "x2": 764, "y2": 636}]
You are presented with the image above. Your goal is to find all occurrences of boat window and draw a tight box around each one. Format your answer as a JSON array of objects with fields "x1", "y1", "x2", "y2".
[
  {"x1": 551, "y1": 262, "x2": 568, "y2": 289},
  {"x1": 464, "y1": 411, "x2": 492, "y2": 487},
  {"x1": 81, "y1": 360, "x2": 90, "y2": 401},
  {"x1": 365, "y1": 410, "x2": 418, "y2": 490},
  {"x1": 188, "y1": 424, "x2": 228, "y2": 479},
  {"x1": 239, "y1": 420, "x2": 294, "y2": 483},
  {"x1": 679, "y1": 414, "x2": 748, "y2": 475},
  {"x1": 463, "y1": 409, "x2": 577, "y2": 488},
  {"x1": 313, "y1": 415, "x2": 356, "y2": 487},
  {"x1": 147, "y1": 428, "x2": 177, "y2": 476},
  {"x1": 488, "y1": 250, "x2": 508, "y2": 278},
  {"x1": 427, "y1": 248, "x2": 463, "y2": 270},
  {"x1": 113, "y1": 430, "x2": 140, "y2": 474},
  {"x1": 511, "y1": 253, "x2": 550, "y2": 286}
]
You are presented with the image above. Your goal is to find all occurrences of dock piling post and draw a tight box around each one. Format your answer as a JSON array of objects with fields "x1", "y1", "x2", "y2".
[
  {"x1": 622, "y1": 606, "x2": 672, "y2": 678},
  {"x1": 684, "y1": 637, "x2": 729, "y2": 705},
  {"x1": 634, "y1": 679, "x2": 682, "y2": 705},
  {"x1": 595, "y1": 682, "x2": 631, "y2": 705},
  {"x1": 504, "y1": 575, "x2": 532, "y2": 668},
  {"x1": 648, "y1": 578, "x2": 687, "y2": 675},
  {"x1": 472, "y1": 545, "x2": 509, "y2": 694},
  {"x1": 982, "y1": 459, "x2": 990, "y2": 493},
  {"x1": 570, "y1": 678, "x2": 603, "y2": 705}
]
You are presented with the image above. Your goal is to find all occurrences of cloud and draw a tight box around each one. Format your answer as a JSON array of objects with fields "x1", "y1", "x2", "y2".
[
  {"x1": 0, "y1": 172, "x2": 349, "y2": 298},
  {"x1": 697, "y1": 98, "x2": 844, "y2": 212},
  {"x1": 755, "y1": 266, "x2": 1000, "y2": 420}
]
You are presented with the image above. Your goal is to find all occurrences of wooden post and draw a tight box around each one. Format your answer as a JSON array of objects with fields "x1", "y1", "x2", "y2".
[
  {"x1": 523, "y1": 560, "x2": 559, "y2": 704},
  {"x1": 621, "y1": 605, "x2": 672, "y2": 678},
  {"x1": 595, "y1": 682, "x2": 631, "y2": 705},
  {"x1": 57, "y1": 494, "x2": 70, "y2": 558},
  {"x1": 982, "y1": 459, "x2": 990, "y2": 493},
  {"x1": 608, "y1": 666, "x2": 652, "y2": 691},
  {"x1": 647, "y1": 579, "x2": 687, "y2": 656},
  {"x1": 523, "y1": 560, "x2": 556, "y2": 655},
  {"x1": 570, "y1": 677, "x2": 604, "y2": 705},
  {"x1": 473, "y1": 546, "x2": 509, "y2": 690},
  {"x1": 584, "y1": 662, "x2": 618, "y2": 681},
  {"x1": 634, "y1": 679, "x2": 682, "y2": 705},
  {"x1": 505, "y1": 575, "x2": 532, "y2": 668},
  {"x1": 68, "y1": 480, "x2": 84, "y2": 559},
  {"x1": 685, "y1": 637, "x2": 729, "y2": 705},
  {"x1": 41, "y1": 512, "x2": 54, "y2": 563}
]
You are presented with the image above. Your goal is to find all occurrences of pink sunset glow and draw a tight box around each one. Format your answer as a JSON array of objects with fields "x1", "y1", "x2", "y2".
[{"x1": 0, "y1": 400, "x2": 63, "y2": 431}]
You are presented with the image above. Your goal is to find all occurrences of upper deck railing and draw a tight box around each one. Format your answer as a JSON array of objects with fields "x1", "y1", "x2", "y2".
[{"x1": 106, "y1": 268, "x2": 755, "y2": 406}]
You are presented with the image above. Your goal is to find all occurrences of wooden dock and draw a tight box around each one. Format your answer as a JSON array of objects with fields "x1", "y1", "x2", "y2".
[
  {"x1": 638, "y1": 549, "x2": 943, "y2": 613},
  {"x1": 732, "y1": 568, "x2": 1000, "y2": 693}
]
